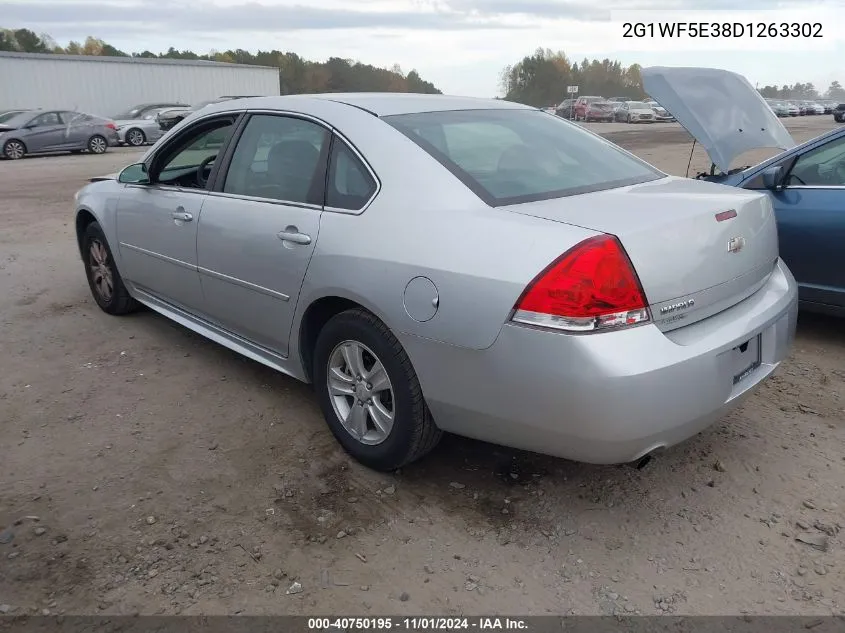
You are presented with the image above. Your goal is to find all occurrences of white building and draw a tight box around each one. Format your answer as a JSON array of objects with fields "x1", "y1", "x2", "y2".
[{"x1": 0, "y1": 51, "x2": 280, "y2": 117}]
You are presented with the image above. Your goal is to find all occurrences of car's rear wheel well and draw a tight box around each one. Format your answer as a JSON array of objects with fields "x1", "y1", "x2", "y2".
[
  {"x1": 75, "y1": 210, "x2": 98, "y2": 258},
  {"x1": 299, "y1": 296, "x2": 364, "y2": 381}
]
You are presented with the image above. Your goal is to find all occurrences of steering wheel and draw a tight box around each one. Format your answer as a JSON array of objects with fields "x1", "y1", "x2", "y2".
[{"x1": 196, "y1": 154, "x2": 217, "y2": 188}]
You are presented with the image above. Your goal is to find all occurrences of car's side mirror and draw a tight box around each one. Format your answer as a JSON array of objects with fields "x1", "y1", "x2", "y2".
[
  {"x1": 118, "y1": 163, "x2": 150, "y2": 185},
  {"x1": 761, "y1": 165, "x2": 784, "y2": 191}
]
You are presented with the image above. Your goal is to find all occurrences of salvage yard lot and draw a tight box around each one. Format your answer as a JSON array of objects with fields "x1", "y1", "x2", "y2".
[{"x1": 0, "y1": 116, "x2": 843, "y2": 616}]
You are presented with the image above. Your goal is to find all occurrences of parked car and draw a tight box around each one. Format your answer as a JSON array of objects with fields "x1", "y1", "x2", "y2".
[
  {"x1": 614, "y1": 101, "x2": 655, "y2": 123},
  {"x1": 804, "y1": 101, "x2": 825, "y2": 115},
  {"x1": 647, "y1": 101, "x2": 675, "y2": 121},
  {"x1": 606, "y1": 97, "x2": 629, "y2": 103},
  {"x1": 576, "y1": 99, "x2": 614, "y2": 122},
  {"x1": 819, "y1": 100, "x2": 836, "y2": 114},
  {"x1": 157, "y1": 96, "x2": 261, "y2": 131},
  {"x1": 73, "y1": 93, "x2": 797, "y2": 470},
  {"x1": 112, "y1": 102, "x2": 188, "y2": 121},
  {"x1": 834, "y1": 103, "x2": 845, "y2": 123},
  {"x1": 0, "y1": 109, "x2": 118, "y2": 159},
  {"x1": 572, "y1": 96, "x2": 605, "y2": 120},
  {"x1": 766, "y1": 101, "x2": 790, "y2": 117},
  {"x1": 787, "y1": 101, "x2": 807, "y2": 116},
  {"x1": 555, "y1": 99, "x2": 576, "y2": 119},
  {"x1": 644, "y1": 65, "x2": 844, "y2": 316},
  {"x1": 115, "y1": 108, "x2": 173, "y2": 146}
]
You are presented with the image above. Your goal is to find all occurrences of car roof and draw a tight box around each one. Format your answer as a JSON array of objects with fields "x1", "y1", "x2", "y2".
[{"x1": 198, "y1": 93, "x2": 534, "y2": 117}]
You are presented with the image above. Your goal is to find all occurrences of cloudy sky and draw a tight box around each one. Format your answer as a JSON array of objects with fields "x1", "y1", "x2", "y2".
[{"x1": 5, "y1": 0, "x2": 845, "y2": 97}]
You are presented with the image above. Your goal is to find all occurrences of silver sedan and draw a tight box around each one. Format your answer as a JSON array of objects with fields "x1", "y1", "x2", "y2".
[
  {"x1": 114, "y1": 108, "x2": 172, "y2": 147},
  {"x1": 73, "y1": 94, "x2": 798, "y2": 471}
]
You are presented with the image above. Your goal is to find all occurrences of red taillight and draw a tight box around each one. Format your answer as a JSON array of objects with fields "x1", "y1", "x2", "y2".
[
  {"x1": 105, "y1": 122, "x2": 117, "y2": 130},
  {"x1": 512, "y1": 235, "x2": 650, "y2": 333}
]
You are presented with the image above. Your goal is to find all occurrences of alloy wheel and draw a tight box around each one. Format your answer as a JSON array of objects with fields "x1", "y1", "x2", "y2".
[
  {"x1": 327, "y1": 340, "x2": 395, "y2": 445},
  {"x1": 4, "y1": 141, "x2": 24, "y2": 160},
  {"x1": 127, "y1": 129, "x2": 144, "y2": 146},
  {"x1": 89, "y1": 136, "x2": 107, "y2": 154},
  {"x1": 88, "y1": 239, "x2": 114, "y2": 302}
]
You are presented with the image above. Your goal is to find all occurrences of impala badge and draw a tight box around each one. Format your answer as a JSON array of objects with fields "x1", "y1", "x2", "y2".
[
  {"x1": 727, "y1": 236, "x2": 746, "y2": 253},
  {"x1": 660, "y1": 299, "x2": 695, "y2": 315}
]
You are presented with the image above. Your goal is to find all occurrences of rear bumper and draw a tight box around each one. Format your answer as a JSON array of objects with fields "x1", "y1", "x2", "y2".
[{"x1": 402, "y1": 259, "x2": 798, "y2": 464}]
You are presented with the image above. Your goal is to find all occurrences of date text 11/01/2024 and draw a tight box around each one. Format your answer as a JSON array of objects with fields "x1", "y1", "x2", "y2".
[
  {"x1": 307, "y1": 618, "x2": 528, "y2": 630},
  {"x1": 622, "y1": 22, "x2": 823, "y2": 38}
]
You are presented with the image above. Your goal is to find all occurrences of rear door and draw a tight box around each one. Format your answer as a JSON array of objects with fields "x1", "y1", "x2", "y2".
[
  {"x1": 196, "y1": 112, "x2": 331, "y2": 356},
  {"x1": 758, "y1": 134, "x2": 845, "y2": 308},
  {"x1": 58, "y1": 111, "x2": 92, "y2": 149}
]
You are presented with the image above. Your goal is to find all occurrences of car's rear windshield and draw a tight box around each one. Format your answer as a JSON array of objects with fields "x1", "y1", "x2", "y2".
[{"x1": 383, "y1": 109, "x2": 663, "y2": 207}]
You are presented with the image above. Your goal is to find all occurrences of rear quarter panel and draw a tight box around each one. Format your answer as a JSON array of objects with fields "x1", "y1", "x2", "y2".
[{"x1": 292, "y1": 101, "x2": 598, "y2": 351}]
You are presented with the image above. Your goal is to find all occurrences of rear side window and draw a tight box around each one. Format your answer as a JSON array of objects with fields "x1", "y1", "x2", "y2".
[
  {"x1": 326, "y1": 139, "x2": 377, "y2": 210},
  {"x1": 384, "y1": 109, "x2": 662, "y2": 207}
]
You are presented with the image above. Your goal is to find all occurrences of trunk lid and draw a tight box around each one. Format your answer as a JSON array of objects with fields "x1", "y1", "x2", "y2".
[
  {"x1": 507, "y1": 176, "x2": 779, "y2": 331},
  {"x1": 642, "y1": 66, "x2": 795, "y2": 172}
]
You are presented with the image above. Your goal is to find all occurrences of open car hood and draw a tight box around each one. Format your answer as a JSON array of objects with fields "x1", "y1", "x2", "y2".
[{"x1": 642, "y1": 66, "x2": 795, "y2": 172}]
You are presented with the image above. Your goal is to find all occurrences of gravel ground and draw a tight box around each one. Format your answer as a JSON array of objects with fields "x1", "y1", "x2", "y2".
[{"x1": 0, "y1": 116, "x2": 843, "y2": 617}]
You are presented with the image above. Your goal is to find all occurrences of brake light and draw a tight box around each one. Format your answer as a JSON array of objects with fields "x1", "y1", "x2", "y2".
[
  {"x1": 105, "y1": 122, "x2": 117, "y2": 130},
  {"x1": 511, "y1": 235, "x2": 650, "y2": 333}
]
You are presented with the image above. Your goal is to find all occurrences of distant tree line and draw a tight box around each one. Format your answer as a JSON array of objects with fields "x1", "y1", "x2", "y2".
[
  {"x1": 757, "y1": 81, "x2": 845, "y2": 101},
  {"x1": 500, "y1": 48, "x2": 645, "y2": 107},
  {"x1": 0, "y1": 28, "x2": 442, "y2": 95},
  {"x1": 500, "y1": 47, "x2": 845, "y2": 107}
]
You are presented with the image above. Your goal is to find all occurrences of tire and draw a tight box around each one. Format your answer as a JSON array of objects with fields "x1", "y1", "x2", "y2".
[
  {"x1": 88, "y1": 135, "x2": 108, "y2": 154},
  {"x1": 627, "y1": 114, "x2": 631, "y2": 123},
  {"x1": 3, "y1": 139, "x2": 26, "y2": 160},
  {"x1": 125, "y1": 128, "x2": 145, "y2": 147},
  {"x1": 81, "y1": 222, "x2": 139, "y2": 315},
  {"x1": 313, "y1": 308, "x2": 442, "y2": 471}
]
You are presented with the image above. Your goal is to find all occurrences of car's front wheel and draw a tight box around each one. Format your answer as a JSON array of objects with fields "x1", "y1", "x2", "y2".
[
  {"x1": 126, "y1": 128, "x2": 146, "y2": 146},
  {"x1": 313, "y1": 309, "x2": 442, "y2": 471},
  {"x1": 82, "y1": 222, "x2": 139, "y2": 315},
  {"x1": 3, "y1": 139, "x2": 26, "y2": 160}
]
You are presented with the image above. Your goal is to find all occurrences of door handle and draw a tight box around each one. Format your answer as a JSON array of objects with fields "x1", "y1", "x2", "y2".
[
  {"x1": 172, "y1": 211, "x2": 193, "y2": 222},
  {"x1": 277, "y1": 230, "x2": 311, "y2": 245}
]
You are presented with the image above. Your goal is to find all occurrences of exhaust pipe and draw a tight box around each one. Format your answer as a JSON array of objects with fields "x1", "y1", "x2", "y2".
[
  {"x1": 633, "y1": 454, "x2": 652, "y2": 470},
  {"x1": 629, "y1": 447, "x2": 664, "y2": 470}
]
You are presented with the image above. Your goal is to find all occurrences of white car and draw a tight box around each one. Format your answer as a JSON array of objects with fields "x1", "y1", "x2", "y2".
[
  {"x1": 615, "y1": 101, "x2": 656, "y2": 123},
  {"x1": 114, "y1": 108, "x2": 172, "y2": 147}
]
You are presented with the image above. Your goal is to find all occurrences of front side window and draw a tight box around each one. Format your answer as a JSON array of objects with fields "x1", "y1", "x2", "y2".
[
  {"x1": 160, "y1": 120, "x2": 235, "y2": 173},
  {"x1": 384, "y1": 109, "x2": 663, "y2": 206},
  {"x1": 222, "y1": 114, "x2": 329, "y2": 204},
  {"x1": 326, "y1": 139, "x2": 377, "y2": 210},
  {"x1": 30, "y1": 112, "x2": 61, "y2": 127},
  {"x1": 786, "y1": 136, "x2": 845, "y2": 187}
]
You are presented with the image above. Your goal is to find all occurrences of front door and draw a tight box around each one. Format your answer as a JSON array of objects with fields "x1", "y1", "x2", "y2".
[
  {"x1": 116, "y1": 116, "x2": 239, "y2": 313},
  {"x1": 197, "y1": 113, "x2": 331, "y2": 356},
  {"x1": 22, "y1": 111, "x2": 65, "y2": 153},
  {"x1": 770, "y1": 135, "x2": 845, "y2": 308}
]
